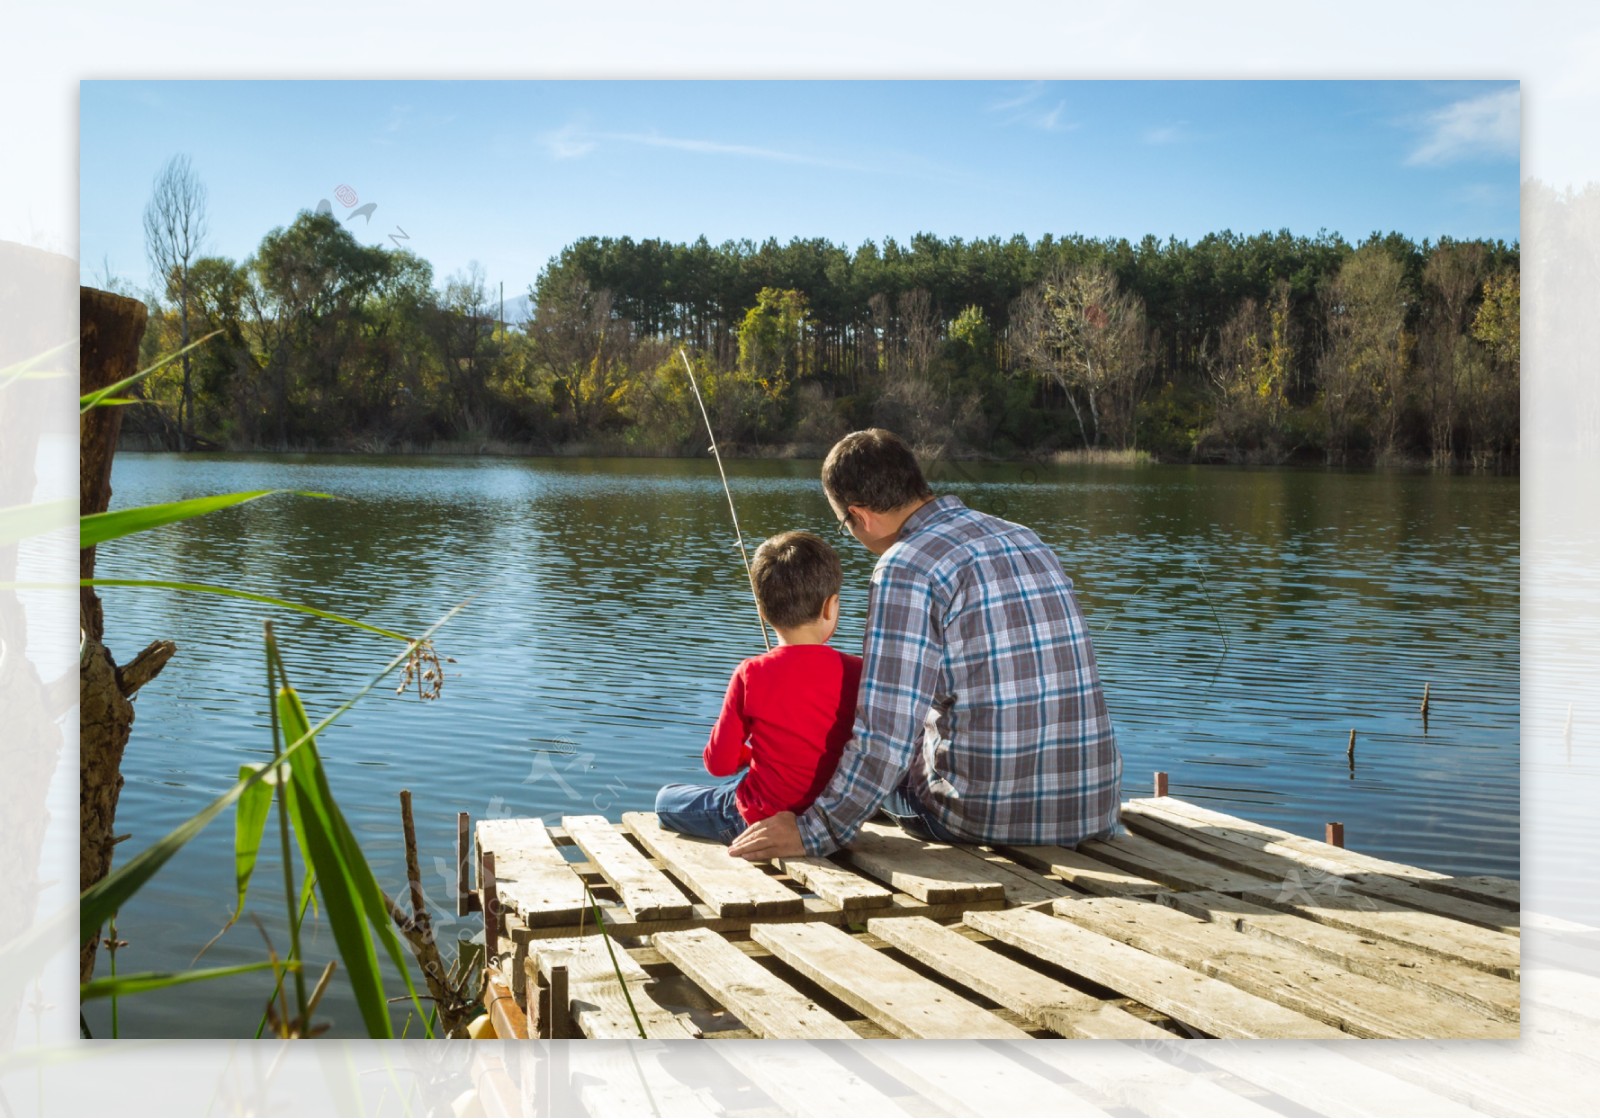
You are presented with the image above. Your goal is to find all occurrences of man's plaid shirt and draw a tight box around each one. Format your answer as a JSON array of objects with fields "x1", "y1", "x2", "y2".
[{"x1": 796, "y1": 495, "x2": 1122, "y2": 855}]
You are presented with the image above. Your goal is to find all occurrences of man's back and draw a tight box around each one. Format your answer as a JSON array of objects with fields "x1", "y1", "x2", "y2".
[
  {"x1": 892, "y1": 496, "x2": 1122, "y2": 843},
  {"x1": 797, "y1": 495, "x2": 1122, "y2": 852}
]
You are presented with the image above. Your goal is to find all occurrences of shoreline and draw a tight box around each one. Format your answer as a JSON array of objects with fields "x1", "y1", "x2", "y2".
[{"x1": 113, "y1": 434, "x2": 1517, "y2": 474}]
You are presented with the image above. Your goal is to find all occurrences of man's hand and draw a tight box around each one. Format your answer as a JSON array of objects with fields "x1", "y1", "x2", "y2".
[{"x1": 727, "y1": 811, "x2": 805, "y2": 860}]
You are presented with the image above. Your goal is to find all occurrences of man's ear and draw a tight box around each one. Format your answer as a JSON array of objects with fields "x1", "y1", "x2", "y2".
[{"x1": 849, "y1": 505, "x2": 881, "y2": 536}]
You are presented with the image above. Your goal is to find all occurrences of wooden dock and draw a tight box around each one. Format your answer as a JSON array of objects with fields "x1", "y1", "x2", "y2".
[{"x1": 465, "y1": 794, "x2": 1520, "y2": 1041}]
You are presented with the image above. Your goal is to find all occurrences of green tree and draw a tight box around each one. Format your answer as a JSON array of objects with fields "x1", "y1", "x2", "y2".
[{"x1": 736, "y1": 287, "x2": 810, "y2": 391}]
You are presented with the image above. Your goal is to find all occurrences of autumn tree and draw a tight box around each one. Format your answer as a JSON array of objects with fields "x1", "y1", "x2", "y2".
[
  {"x1": 1010, "y1": 263, "x2": 1149, "y2": 448},
  {"x1": 1466, "y1": 270, "x2": 1520, "y2": 467},
  {"x1": 1418, "y1": 242, "x2": 1488, "y2": 466},
  {"x1": 1318, "y1": 245, "x2": 1411, "y2": 463},
  {"x1": 1206, "y1": 280, "x2": 1293, "y2": 460},
  {"x1": 526, "y1": 272, "x2": 635, "y2": 436},
  {"x1": 142, "y1": 154, "x2": 209, "y2": 449}
]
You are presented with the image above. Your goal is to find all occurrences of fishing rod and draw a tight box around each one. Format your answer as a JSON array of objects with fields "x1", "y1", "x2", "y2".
[{"x1": 679, "y1": 348, "x2": 772, "y2": 651}]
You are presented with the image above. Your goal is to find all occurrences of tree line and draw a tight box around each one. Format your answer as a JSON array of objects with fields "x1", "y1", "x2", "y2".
[{"x1": 130, "y1": 181, "x2": 1519, "y2": 468}]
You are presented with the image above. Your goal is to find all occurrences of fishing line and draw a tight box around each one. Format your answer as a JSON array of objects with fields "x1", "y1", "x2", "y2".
[{"x1": 678, "y1": 348, "x2": 772, "y2": 650}]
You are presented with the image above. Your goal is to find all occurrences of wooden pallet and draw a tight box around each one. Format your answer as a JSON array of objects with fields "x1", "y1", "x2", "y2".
[{"x1": 468, "y1": 798, "x2": 1520, "y2": 1041}]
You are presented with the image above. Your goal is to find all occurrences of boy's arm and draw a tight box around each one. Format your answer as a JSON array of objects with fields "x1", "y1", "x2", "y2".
[{"x1": 703, "y1": 666, "x2": 752, "y2": 777}]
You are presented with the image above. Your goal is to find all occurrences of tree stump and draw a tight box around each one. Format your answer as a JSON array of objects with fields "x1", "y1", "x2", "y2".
[{"x1": 79, "y1": 286, "x2": 176, "y2": 983}]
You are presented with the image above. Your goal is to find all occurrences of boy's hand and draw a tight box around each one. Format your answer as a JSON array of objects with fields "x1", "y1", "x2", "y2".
[{"x1": 727, "y1": 811, "x2": 805, "y2": 860}]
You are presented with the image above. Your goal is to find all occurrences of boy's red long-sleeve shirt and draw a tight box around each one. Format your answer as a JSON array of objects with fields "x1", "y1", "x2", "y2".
[{"x1": 704, "y1": 643, "x2": 863, "y2": 825}]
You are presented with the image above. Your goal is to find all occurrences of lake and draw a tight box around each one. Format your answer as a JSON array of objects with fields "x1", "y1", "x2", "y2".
[{"x1": 86, "y1": 453, "x2": 1520, "y2": 1038}]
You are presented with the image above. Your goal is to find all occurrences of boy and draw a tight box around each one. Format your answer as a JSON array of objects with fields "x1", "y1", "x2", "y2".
[{"x1": 654, "y1": 531, "x2": 862, "y2": 844}]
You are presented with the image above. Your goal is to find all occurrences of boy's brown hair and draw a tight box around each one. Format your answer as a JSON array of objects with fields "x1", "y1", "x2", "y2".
[
  {"x1": 750, "y1": 531, "x2": 843, "y2": 630},
  {"x1": 822, "y1": 428, "x2": 934, "y2": 513}
]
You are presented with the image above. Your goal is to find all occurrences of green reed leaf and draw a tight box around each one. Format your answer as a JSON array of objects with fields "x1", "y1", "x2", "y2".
[
  {"x1": 79, "y1": 330, "x2": 222, "y2": 413},
  {"x1": 81, "y1": 490, "x2": 334, "y2": 550},
  {"x1": 82, "y1": 959, "x2": 291, "y2": 1001},
  {"x1": 80, "y1": 579, "x2": 410, "y2": 642}
]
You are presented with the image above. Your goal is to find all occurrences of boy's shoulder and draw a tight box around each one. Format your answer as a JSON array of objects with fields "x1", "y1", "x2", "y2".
[{"x1": 741, "y1": 644, "x2": 860, "y2": 677}]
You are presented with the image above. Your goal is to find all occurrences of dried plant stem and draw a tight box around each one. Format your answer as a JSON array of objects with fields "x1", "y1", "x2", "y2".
[{"x1": 679, "y1": 348, "x2": 771, "y2": 651}]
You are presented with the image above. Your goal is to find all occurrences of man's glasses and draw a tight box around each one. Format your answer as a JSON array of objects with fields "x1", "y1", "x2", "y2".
[{"x1": 836, "y1": 510, "x2": 854, "y2": 537}]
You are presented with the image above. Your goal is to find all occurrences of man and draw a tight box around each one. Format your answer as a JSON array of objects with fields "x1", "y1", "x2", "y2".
[{"x1": 728, "y1": 428, "x2": 1122, "y2": 860}]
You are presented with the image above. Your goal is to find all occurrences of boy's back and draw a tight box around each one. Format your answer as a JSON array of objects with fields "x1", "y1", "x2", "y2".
[{"x1": 706, "y1": 644, "x2": 863, "y2": 824}]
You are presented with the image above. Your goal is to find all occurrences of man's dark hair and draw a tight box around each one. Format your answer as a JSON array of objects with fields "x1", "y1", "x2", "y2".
[
  {"x1": 822, "y1": 428, "x2": 934, "y2": 513},
  {"x1": 750, "y1": 531, "x2": 843, "y2": 630}
]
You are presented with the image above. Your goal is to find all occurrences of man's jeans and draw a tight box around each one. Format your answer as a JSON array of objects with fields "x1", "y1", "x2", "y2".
[
  {"x1": 654, "y1": 779, "x2": 748, "y2": 844},
  {"x1": 878, "y1": 782, "x2": 966, "y2": 844}
]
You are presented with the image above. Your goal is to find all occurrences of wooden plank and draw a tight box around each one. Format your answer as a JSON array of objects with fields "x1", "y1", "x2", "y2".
[
  {"x1": 779, "y1": 855, "x2": 894, "y2": 911},
  {"x1": 1408, "y1": 873, "x2": 1520, "y2": 909},
  {"x1": 1345, "y1": 873, "x2": 1520, "y2": 933},
  {"x1": 1163, "y1": 889, "x2": 1519, "y2": 1021},
  {"x1": 751, "y1": 921, "x2": 1031, "y2": 1039},
  {"x1": 525, "y1": 934, "x2": 698, "y2": 1040},
  {"x1": 1124, "y1": 804, "x2": 1521, "y2": 931},
  {"x1": 1128, "y1": 797, "x2": 1517, "y2": 910},
  {"x1": 622, "y1": 811, "x2": 804, "y2": 917},
  {"x1": 475, "y1": 817, "x2": 590, "y2": 926},
  {"x1": 1237, "y1": 877, "x2": 1521, "y2": 978},
  {"x1": 505, "y1": 890, "x2": 1006, "y2": 943},
  {"x1": 866, "y1": 915, "x2": 1171, "y2": 1039},
  {"x1": 965, "y1": 907, "x2": 1347, "y2": 1039},
  {"x1": 1128, "y1": 796, "x2": 1452, "y2": 879},
  {"x1": 526, "y1": 954, "x2": 568, "y2": 1039},
  {"x1": 1000, "y1": 842, "x2": 1171, "y2": 897},
  {"x1": 960, "y1": 847, "x2": 1076, "y2": 905},
  {"x1": 838, "y1": 821, "x2": 1006, "y2": 903},
  {"x1": 652, "y1": 927, "x2": 859, "y2": 1040},
  {"x1": 562, "y1": 814, "x2": 695, "y2": 921},
  {"x1": 1079, "y1": 831, "x2": 1278, "y2": 893},
  {"x1": 483, "y1": 973, "x2": 528, "y2": 1040},
  {"x1": 1051, "y1": 894, "x2": 1515, "y2": 1038}
]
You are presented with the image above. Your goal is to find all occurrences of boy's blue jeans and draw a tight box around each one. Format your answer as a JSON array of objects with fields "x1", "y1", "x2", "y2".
[
  {"x1": 654, "y1": 779, "x2": 749, "y2": 844},
  {"x1": 653, "y1": 776, "x2": 962, "y2": 846}
]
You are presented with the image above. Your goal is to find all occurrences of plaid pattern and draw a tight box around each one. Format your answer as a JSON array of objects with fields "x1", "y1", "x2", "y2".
[{"x1": 797, "y1": 496, "x2": 1122, "y2": 855}]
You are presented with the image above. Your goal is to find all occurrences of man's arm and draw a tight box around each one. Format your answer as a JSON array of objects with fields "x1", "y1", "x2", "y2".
[{"x1": 789, "y1": 565, "x2": 944, "y2": 855}]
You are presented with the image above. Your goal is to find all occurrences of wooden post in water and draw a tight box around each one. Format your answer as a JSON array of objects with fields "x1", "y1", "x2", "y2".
[
  {"x1": 1153, "y1": 771, "x2": 1169, "y2": 798},
  {"x1": 456, "y1": 811, "x2": 472, "y2": 916},
  {"x1": 1326, "y1": 822, "x2": 1345, "y2": 848},
  {"x1": 482, "y1": 850, "x2": 500, "y2": 966}
]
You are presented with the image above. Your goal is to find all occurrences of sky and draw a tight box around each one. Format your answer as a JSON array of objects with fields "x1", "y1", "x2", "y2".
[{"x1": 80, "y1": 79, "x2": 1521, "y2": 307}]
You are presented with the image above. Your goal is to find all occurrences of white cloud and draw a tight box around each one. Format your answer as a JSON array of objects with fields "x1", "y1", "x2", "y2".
[
  {"x1": 606, "y1": 130, "x2": 858, "y2": 169},
  {"x1": 989, "y1": 82, "x2": 1047, "y2": 113},
  {"x1": 1143, "y1": 123, "x2": 1187, "y2": 145},
  {"x1": 988, "y1": 83, "x2": 1076, "y2": 132},
  {"x1": 542, "y1": 123, "x2": 596, "y2": 160},
  {"x1": 539, "y1": 124, "x2": 861, "y2": 170},
  {"x1": 1407, "y1": 87, "x2": 1520, "y2": 166}
]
